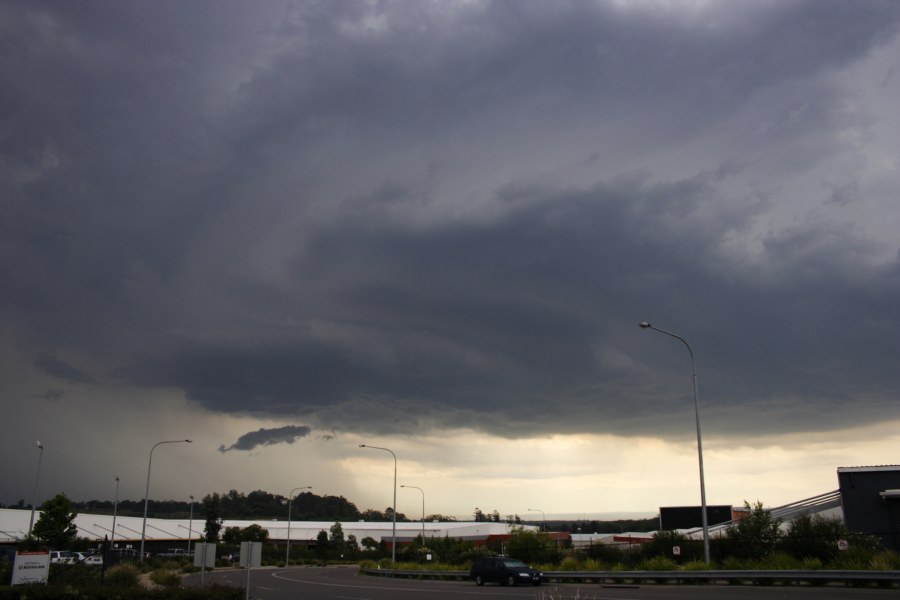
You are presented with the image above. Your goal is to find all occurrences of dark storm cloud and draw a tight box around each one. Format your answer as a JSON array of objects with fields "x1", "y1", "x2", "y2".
[
  {"x1": 34, "y1": 354, "x2": 95, "y2": 384},
  {"x1": 2, "y1": 1, "x2": 899, "y2": 441},
  {"x1": 218, "y1": 425, "x2": 313, "y2": 453}
]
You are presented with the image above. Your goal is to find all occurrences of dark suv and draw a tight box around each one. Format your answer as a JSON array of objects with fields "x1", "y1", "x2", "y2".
[{"x1": 469, "y1": 556, "x2": 543, "y2": 586}]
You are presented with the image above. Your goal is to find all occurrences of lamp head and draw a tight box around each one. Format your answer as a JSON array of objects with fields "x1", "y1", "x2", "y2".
[
  {"x1": 358, "y1": 444, "x2": 367, "y2": 448},
  {"x1": 185, "y1": 439, "x2": 193, "y2": 443},
  {"x1": 639, "y1": 321, "x2": 652, "y2": 329},
  {"x1": 36, "y1": 440, "x2": 43, "y2": 449}
]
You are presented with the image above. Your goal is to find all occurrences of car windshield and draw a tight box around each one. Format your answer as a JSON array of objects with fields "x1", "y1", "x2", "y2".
[{"x1": 501, "y1": 559, "x2": 527, "y2": 568}]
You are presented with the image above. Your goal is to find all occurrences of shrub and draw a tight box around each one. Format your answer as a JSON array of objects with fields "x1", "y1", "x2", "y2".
[
  {"x1": 105, "y1": 563, "x2": 141, "y2": 586},
  {"x1": 149, "y1": 569, "x2": 183, "y2": 587},
  {"x1": 640, "y1": 556, "x2": 676, "y2": 571},
  {"x1": 869, "y1": 550, "x2": 900, "y2": 570},
  {"x1": 558, "y1": 556, "x2": 580, "y2": 571}
]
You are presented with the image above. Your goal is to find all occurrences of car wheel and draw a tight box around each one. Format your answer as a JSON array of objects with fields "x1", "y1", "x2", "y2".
[
  {"x1": 474, "y1": 576, "x2": 484, "y2": 586},
  {"x1": 507, "y1": 575, "x2": 516, "y2": 586}
]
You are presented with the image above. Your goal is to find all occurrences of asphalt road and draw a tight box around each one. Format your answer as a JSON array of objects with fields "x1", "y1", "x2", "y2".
[{"x1": 185, "y1": 566, "x2": 900, "y2": 600}]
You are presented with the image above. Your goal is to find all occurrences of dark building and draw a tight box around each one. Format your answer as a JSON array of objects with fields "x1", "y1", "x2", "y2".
[
  {"x1": 837, "y1": 465, "x2": 900, "y2": 551},
  {"x1": 658, "y1": 505, "x2": 733, "y2": 530}
]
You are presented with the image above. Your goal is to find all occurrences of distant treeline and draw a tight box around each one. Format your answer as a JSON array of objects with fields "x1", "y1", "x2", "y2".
[{"x1": 2, "y1": 492, "x2": 657, "y2": 532}]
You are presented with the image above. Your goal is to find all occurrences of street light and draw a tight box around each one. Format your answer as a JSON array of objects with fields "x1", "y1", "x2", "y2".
[
  {"x1": 285, "y1": 486, "x2": 312, "y2": 565},
  {"x1": 28, "y1": 441, "x2": 44, "y2": 538},
  {"x1": 639, "y1": 321, "x2": 710, "y2": 564},
  {"x1": 140, "y1": 439, "x2": 192, "y2": 560},
  {"x1": 401, "y1": 485, "x2": 425, "y2": 544},
  {"x1": 187, "y1": 495, "x2": 194, "y2": 555},
  {"x1": 359, "y1": 444, "x2": 397, "y2": 563},
  {"x1": 111, "y1": 476, "x2": 120, "y2": 548},
  {"x1": 527, "y1": 508, "x2": 546, "y2": 532}
]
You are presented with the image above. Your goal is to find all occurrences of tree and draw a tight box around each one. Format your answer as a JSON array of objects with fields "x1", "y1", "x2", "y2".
[
  {"x1": 780, "y1": 514, "x2": 847, "y2": 563},
  {"x1": 504, "y1": 526, "x2": 556, "y2": 564},
  {"x1": 240, "y1": 524, "x2": 269, "y2": 542},
  {"x1": 202, "y1": 493, "x2": 223, "y2": 541},
  {"x1": 722, "y1": 501, "x2": 782, "y2": 560},
  {"x1": 329, "y1": 522, "x2": 345, "y2": 546},
  {"x1": 32, "y1": 493, "x2": 78, "y2": 548},
  {"x1": 361, "y1": 536, "x2": 379, "y2": 551},
  {"x1": 316, "y1": 530, "x2": 330, "y2": 557},
  {"x1": 222, "y1": 526, "x2": 243, "y2": 545}
]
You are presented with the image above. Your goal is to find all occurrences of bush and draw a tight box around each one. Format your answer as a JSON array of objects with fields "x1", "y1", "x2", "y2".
[
  {"x1": 105, "y1": 563, "x2": 141, "y2": 586},
  {"x1": 149, "y1": 569, "x2": 182, "y2": 587},
  {"x1": 639, "y1": 556, "x2": 676, "y2": 571}
]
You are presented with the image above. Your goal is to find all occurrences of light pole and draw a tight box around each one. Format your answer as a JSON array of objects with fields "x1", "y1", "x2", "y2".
[
  {"x1": 527, "y1": 508, "x2": 546, "y2": 532},
  {"x1": 285, "y1": 486, "x2": 312, "y2": 565},
  {"x1": 639, "y1": 321, "x2": 710, "y2": 564},
  {"x1": 111, "y1": 476, "x2": 120, "y2": 548},
  {"x1": 28, "y1": 441, "x2": 44, "y2": 538},
  {"x1": 187, "y1": 495, "x2": 194, "y2": 555},
  {"x1": 359, "y1": 444, "x2": 397, "y2": 563},
  {"x1": 140, "y1": 439, "x2": 192, "y2": 560},
  {"x1": 401, "y1": 485, "x2": 425, "y2": 544}
]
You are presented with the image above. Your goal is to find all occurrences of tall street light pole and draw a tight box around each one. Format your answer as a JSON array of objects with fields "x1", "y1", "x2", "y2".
[
  {"x1": 359, "y1": 444, "x2": 397, "y2": 563},
  {"x1": 187, "y1": 495, "x2": 194, "y2": 555},
  {"x1": 527, "y1": 508, "x2": 546, "y2": 532},
  {"x1": 28, "y1": 441, "x2": 44, "y2": 538},
  {"x1": 639, "y1": 321, "x2": 710, "y2": 564},
  {"x1": 111, "y1": 476, "x2": 120, "y2": 548},
  {"x1": 285, "y1": 486, "x2": 312, "y2": 566},
  {"x1": 401, "y1": 485, "x2": 425, "y2": 544},
  {"x1": 140, "y1": 439, "x2": 192, "y2": 560}
]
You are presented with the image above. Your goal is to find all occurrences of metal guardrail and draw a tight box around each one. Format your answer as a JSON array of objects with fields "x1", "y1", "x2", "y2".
[{"x1": 361, "y1": 568, "x2": 900, "y2": 586}]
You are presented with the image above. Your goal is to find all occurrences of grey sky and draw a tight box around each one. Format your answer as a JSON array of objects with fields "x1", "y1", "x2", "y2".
[{"x1": 2, "y1": 0, "x2": 898, "y2": 515}]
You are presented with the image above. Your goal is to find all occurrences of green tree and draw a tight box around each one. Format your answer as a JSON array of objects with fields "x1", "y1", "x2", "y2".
[
  {"x1": 222, "y1": 526, "x2": 242, "y2": 545},
  {"x1": 240, "y1": 523, "x2": 269, "y2": 542},
  {"x1": 203, "y1": 493, "x2": 223, "y2": 541},
  {"x1": 32, "y1": 493, "x2": 78, "y2": 548},
  {"x1": 316, "y1": 529, "x2": 329, "y2": 557},
  {"x1": 504, "y1": 526, "x2": 556, "y2": 564},
  {"x1": 329, "y1": 521, "x2": 345, "y2": 546},
  {"x1": 722, "y1": 501, "x2": 782, "y2": 560},
  {"x1": 361, "y1": 536, "x2": 379, "y2": 551},
  {"x1": 780, "y1": 514, "x2": 847, "y2": 563}
]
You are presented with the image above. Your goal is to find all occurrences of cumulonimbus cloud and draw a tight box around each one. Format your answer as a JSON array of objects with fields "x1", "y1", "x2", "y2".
[{"x1": 218, "y1": 425, "x2": 312, "y2": 453}]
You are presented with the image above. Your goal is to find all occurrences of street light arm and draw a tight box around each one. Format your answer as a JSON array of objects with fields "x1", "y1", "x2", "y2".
[
  {"x1": 140, "y1": 439, "x2": 192, "y2": 560},
  {"x1": 360, "y1": 444, "x2": 398, "y2": 563}
]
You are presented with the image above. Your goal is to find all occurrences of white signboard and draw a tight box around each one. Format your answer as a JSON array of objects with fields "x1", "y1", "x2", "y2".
[
  {"x1": 12, "y1": 551, "x2": 50, "y2": 585},
  {"x1": 239, "y1": 541, "x2": 262, "y2": 568},
  {"x1": 672, "y1": 545, "x2": 681, "y2": 556},
  {"x1": 193, "y1": 543, "x2": 216, "y2": 569}
]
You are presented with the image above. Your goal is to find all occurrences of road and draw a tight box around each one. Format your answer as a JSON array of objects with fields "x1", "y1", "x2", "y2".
[{"x1": 185, "y1": 566, "x2": 899, "y2": 600}]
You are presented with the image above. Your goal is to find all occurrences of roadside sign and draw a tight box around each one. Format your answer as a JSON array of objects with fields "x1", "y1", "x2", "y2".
[
  {"x1": 193, "y1": 543, "x2": 216, "y2": 569},
  {"x1": 837, "y1": 539, "x2": 849, "y2": 551},
  {"x1": 12, "y1": 551, "x2": 50, "y2": 585},
  {"x1": 672, "y1": 545, "x2": 681, "y2": 556},
  {"x1": 239, "y1": 541, "x2": 261, "y2": 568}
]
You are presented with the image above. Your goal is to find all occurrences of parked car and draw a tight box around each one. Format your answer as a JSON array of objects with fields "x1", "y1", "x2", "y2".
[
  {"x1": 469, "y1": 556, "x2": 543, "y2": 586},
  {"x1": 79, "y1": 552, "x2": 103, "y2": 566},
  {"x1": 50, "y1": 550, "x2": 74, "y2": 564}
]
